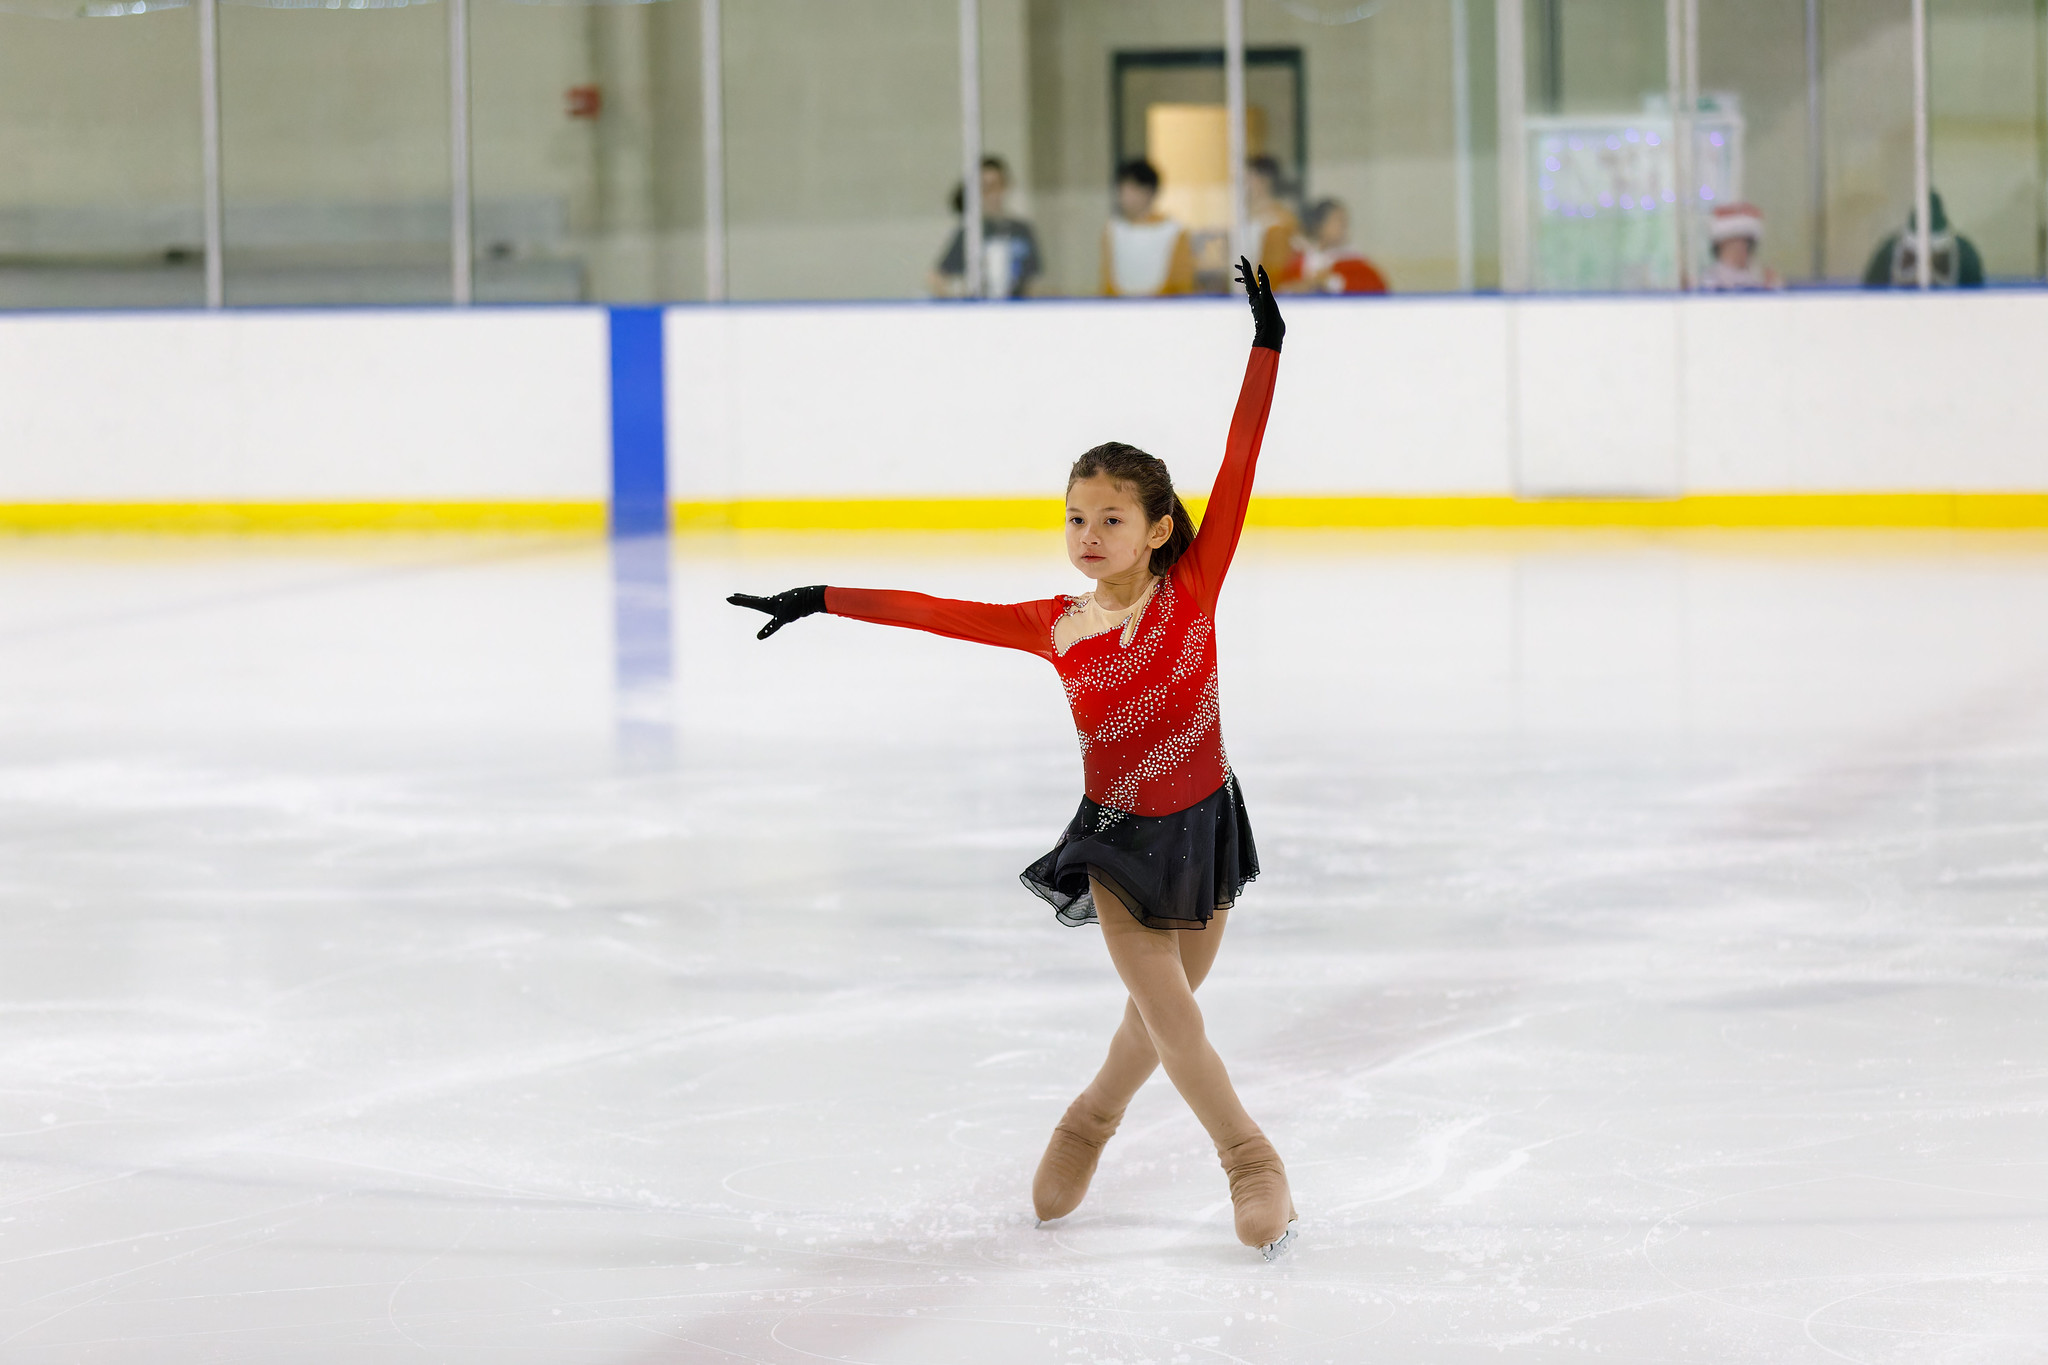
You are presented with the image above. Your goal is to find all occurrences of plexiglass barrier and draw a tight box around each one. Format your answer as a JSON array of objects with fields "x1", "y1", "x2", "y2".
[{"x1": 0, "y1": 0, "x2": 2041, "y2": 307}]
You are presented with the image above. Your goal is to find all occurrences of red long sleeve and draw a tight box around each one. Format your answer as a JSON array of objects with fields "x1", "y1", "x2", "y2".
[
  {"x1": 1175, "y1": 346, "x2": 1280, "y2": 617},
  {"x1": 825, "y1": 586, "x2": 1060, "y2": 658},
  {"x1": 815, "y1": 347, "x2": 1279, "y2": 816}
]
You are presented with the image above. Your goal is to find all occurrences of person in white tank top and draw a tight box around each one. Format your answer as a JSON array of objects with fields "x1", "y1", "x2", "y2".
[{"x1": 1099, "y1": 159, "x2": 1197, "y2": 297}]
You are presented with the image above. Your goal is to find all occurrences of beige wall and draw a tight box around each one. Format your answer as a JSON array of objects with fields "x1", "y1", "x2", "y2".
[
  {"x1": 1929, "y1": 0, "x2": 2044, "y2": 277},
  {"x1": 721, "y1": 0, "x2": 959, "y2": 299},
  {"x1": 1245, "y1": 1, "x2": 1477, "y2": 293},
  {"x1": 219, "y1": 8, "x2": 448, "y2": 206},
  {"x1": 0, "y1": 10, "x2": 201, "y2": 245}
]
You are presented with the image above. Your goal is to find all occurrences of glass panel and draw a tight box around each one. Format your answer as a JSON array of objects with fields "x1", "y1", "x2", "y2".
[
  {"x1": 471, "y1": 2, "x2": 706, "y2": 304},
  {"x1": 1002, "y1": 0, "x2": 1224, "y2": 298},
  {"x1": 1544, "y1": 0, "x2": 1665, "y2": 114},
  {"x1": 723, "y1": 0, "x2": 961, "y2": 300},
  {"x1": 1522, "y1": 0, "x2": 1685, "y2": 292},
  {"x1": 1815, "y1": 0, "x2": 1919, "y2": 285},
  {"x1": 0, "y1": 9, "x2": 205, "y2": 310},
  {"x1": 1695, "y1": 0, "x2": 1813, "y2": 286},
  {"x1": 1930, "y1": 0, "x2": 2044, "y2": 284},
  {"x1": 218, "y1": 4, "x2": 451, "y2": 305},
  {"x1": 1242, "y1": 0, "x2": 1495, "y2": 295}
]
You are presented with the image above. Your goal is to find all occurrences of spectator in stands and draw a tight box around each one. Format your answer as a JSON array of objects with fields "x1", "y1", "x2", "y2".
[
  {"x1": 932, "y1": 156, "x2": 1042, "y2": 299},
  {"x1": 1100, "y1": 159, "x2": 1196, "y2": 297},
  {"x1": 1288, "y1": 198, "x2": 1387, "y2": 295},
  {"x1": 1246, "y1": 155, "x2": 1299, "y2": 282},
  {"x1": 1697, "y1": 202, "x2": 1781, "y2": 291},
  {"x1": 1862, "y1": 191, "x2": 1984, "y2": 288}
]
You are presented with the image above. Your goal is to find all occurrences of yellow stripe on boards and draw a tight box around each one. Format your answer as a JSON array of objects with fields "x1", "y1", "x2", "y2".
[
  {"x1": 0, "y1": 502, "x2": 607, "y2": 534},
  {"x1": 673, "y1": 493, "x2": 2048, "y2": 531},
  {"x1": 5, "y1": 494, "x2": 2048, "y2": 534}
]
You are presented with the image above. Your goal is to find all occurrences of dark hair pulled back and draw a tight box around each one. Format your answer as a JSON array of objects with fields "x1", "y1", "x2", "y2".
[{"x1": 1067, "y1": 441, "x2": 1196, "y2": 576}]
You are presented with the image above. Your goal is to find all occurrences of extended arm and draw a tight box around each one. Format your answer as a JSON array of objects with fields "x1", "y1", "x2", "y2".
[
  {"x1": 729, "y1": 584, "x2": 1056, "y2": 656},
  {"x1": 1176, "y1": 258, "x2": 1284, "y2": 615}
]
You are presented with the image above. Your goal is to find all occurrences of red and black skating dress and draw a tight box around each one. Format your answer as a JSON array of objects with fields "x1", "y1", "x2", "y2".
[{"x1": 825, "y1": 345, "x2": 1279, "y2": 931}]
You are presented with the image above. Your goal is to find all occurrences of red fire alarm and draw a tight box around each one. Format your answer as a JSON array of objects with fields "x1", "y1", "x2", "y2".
[{"x1": 566, "y1": 84, "x2": 602, "y2": 119}]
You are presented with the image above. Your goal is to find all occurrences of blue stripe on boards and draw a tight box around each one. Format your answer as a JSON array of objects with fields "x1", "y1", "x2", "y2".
[{"x1": 608, "y1": 307, "x2": 669, "y2": 537}]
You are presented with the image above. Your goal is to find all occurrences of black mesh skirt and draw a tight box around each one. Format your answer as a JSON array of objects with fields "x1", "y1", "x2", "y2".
[{"x1": 1020, "y1": 774, "x2": 1258, "y2": 931}]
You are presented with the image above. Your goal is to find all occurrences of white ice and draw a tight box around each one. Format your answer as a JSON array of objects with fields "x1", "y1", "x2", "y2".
[{"x1": 0, "y1": 530, "x2": 2044, "y2": 1363}]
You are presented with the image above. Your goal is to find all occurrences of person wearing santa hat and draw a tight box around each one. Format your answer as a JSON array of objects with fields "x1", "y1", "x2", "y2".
[{"x1": 1697, "y1": 202, "x2": 1781, "y2": 291}]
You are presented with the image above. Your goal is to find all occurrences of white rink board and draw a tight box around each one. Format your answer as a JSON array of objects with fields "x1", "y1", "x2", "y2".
[
  {"x1": 1681, "y1": 291, "x2": 2048, "y2": 491},
  {"x1": 0, "y1": 308, "x2": 610, "y2": 501},
  {"x1": 1513, "y1": 297, "x2": 1684, "y2": 497},
  {"x1": 662, "y1": 297, "x2": 1517, "y2": 499},
  {"x1": 3, "y1": 292, "x2": 2048, "y2": 504},
  {"x1": 671, "y1": 290, "x2": 2048, "y2": 500}
]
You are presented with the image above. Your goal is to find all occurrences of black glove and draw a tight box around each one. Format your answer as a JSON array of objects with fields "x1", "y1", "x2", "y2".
[
  {"x1": 727, "y1": 585, "x2": 828, "y2": 640},
  {"x1": 1236, "y1": 255, "x2": 1285, "y2": 353}
]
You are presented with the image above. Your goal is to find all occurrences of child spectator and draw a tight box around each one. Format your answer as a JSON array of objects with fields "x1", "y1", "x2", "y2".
[
  {"x1": 1100, "y1": 159, "x2": 1197, "y2": 297},
  {"x1": 1697, "y1": 202, "x2": 1781, "y2": 291},
  {"x1": 932, "y1": 156, "x2": 1042, "y2": 299},
  {"x1": 1289, "y1": 198, "x2": 1387, "y2": 295}
]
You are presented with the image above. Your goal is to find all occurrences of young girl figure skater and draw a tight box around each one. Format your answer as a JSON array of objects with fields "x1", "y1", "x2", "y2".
[{"x1": 729, "y1": 261, "x2": 1295, "y2": 1259}]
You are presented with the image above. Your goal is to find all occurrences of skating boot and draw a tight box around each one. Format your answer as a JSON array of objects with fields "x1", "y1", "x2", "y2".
[
  {"x1": 1031, "y1": 1097, "x2": 1124, "y2": 1222},
  {"x1": 1217, "y1": 1132, "x2": 1298, "y2": 1260}
]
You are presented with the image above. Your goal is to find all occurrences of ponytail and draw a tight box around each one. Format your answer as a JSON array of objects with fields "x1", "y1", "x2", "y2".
[{"x1": 1157, "y1": 492, "x2": 1197, "y2": 575}]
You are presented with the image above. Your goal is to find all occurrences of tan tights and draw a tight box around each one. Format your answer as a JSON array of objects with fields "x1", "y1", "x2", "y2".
[{"x1": 1074, "y1": 877, "x2": 1262, "y2": 1150}]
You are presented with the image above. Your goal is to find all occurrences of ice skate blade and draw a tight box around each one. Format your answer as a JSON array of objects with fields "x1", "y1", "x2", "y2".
[{"x1": 1259, "y1": 1220, "x2": 1299, "y2": 1262}]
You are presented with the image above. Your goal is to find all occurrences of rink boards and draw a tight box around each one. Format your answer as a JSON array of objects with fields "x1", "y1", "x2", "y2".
[{"x1": 1, "y1": 291, "x2": 2045, "y2": 529}]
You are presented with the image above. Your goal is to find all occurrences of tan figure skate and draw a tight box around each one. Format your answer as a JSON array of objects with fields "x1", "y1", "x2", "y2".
[
  {"x1": 1031, "y1": 1097, "x2": 1125, "y2": 1222},
  {"x1": 1217, "y1": 1132, "x2": 1298, "y2": 1260}
]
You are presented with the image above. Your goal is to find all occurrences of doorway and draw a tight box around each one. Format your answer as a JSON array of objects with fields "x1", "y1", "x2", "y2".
[{"x1": 1111, "y1": 48, "x2": 1305, "y2": 287}]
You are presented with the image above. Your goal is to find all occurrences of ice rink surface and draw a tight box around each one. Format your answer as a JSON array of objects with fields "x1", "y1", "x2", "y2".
[{"x1": 1, "y1": 529, "x2": 2045, "y2": 1364}]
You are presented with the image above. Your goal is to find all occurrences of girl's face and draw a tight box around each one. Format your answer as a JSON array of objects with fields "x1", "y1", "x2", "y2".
[{"x1": 1066, "y1": 473, "x2": 1172, "y2": 582}]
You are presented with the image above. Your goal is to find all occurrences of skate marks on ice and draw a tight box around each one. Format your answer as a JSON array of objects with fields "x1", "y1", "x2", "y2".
[{"x1": 0, "y1": 536, "x2": 2046, "y2": 1361}]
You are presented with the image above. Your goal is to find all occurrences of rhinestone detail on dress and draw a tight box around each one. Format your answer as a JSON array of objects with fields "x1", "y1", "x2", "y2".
[{"x1": 1052, "y1": 574, "x2": 1228, "y2": 819}]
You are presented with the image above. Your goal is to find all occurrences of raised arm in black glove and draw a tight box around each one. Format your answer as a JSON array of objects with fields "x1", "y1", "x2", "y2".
[
  {"x1": 727, "y1": 584, "x2": 828, "y2": 640},
  {"x1": 1235, "y1": 255, "x2": 1285, "y2": 353}
]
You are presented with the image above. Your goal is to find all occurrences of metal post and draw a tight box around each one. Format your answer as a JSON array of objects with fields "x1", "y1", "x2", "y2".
[
  {"x1": 1684, "y1": 0, "x2": 1699, "y2": 287},
  {"x1": 1665, "y1": 0, "x2": 1692, "y2": 289},
  {"x1": 1806, "y1": 0, "x2": 1826, "y2": 280},
  {"x1": 449, "y1": 0, "x2": 472, "y2": 305},
  {"x1": 700, "y1": 0, "x2": 726, "y2": 302},
  {"x1": 1912, "y1": 0, "x2": 1931, "y2": 288},
  {"x1": 1537, "y1": 0, "x2": 1561, "y2": 113},
  {"x1": 1495, "y1": 0, "x2": 1526, "y2": 291},
  {"x1": 1684, "y1": 0, "x2": 1700, "y2": 122},
  {"x1": 198, "y1": 0, "x2": 224, "y2": 309},
  {"x1": 2035, "y1": 0, "x2": 2047, "y2": 277},
  {"x1": 1665, "y1": 0, "x2": 1683, "y2": 287},
  {"x1": 1451, "y1": 0, "x2": 1475, "y2": 292},
  {"x1": 958, "y1": 0, "x2": 984, "y2": 298},
  {"x1": 1224, "y1": 0, "x2": 1250, "y2": 272}
]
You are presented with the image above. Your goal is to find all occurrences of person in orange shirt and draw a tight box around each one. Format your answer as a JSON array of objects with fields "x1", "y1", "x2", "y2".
[
  {"x1": 1289, "y1": 197, "x2": 1387, "y2": 295},
  {"x1": 1100, "y1": 160, "x2": 1198, "y2": 297}
]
